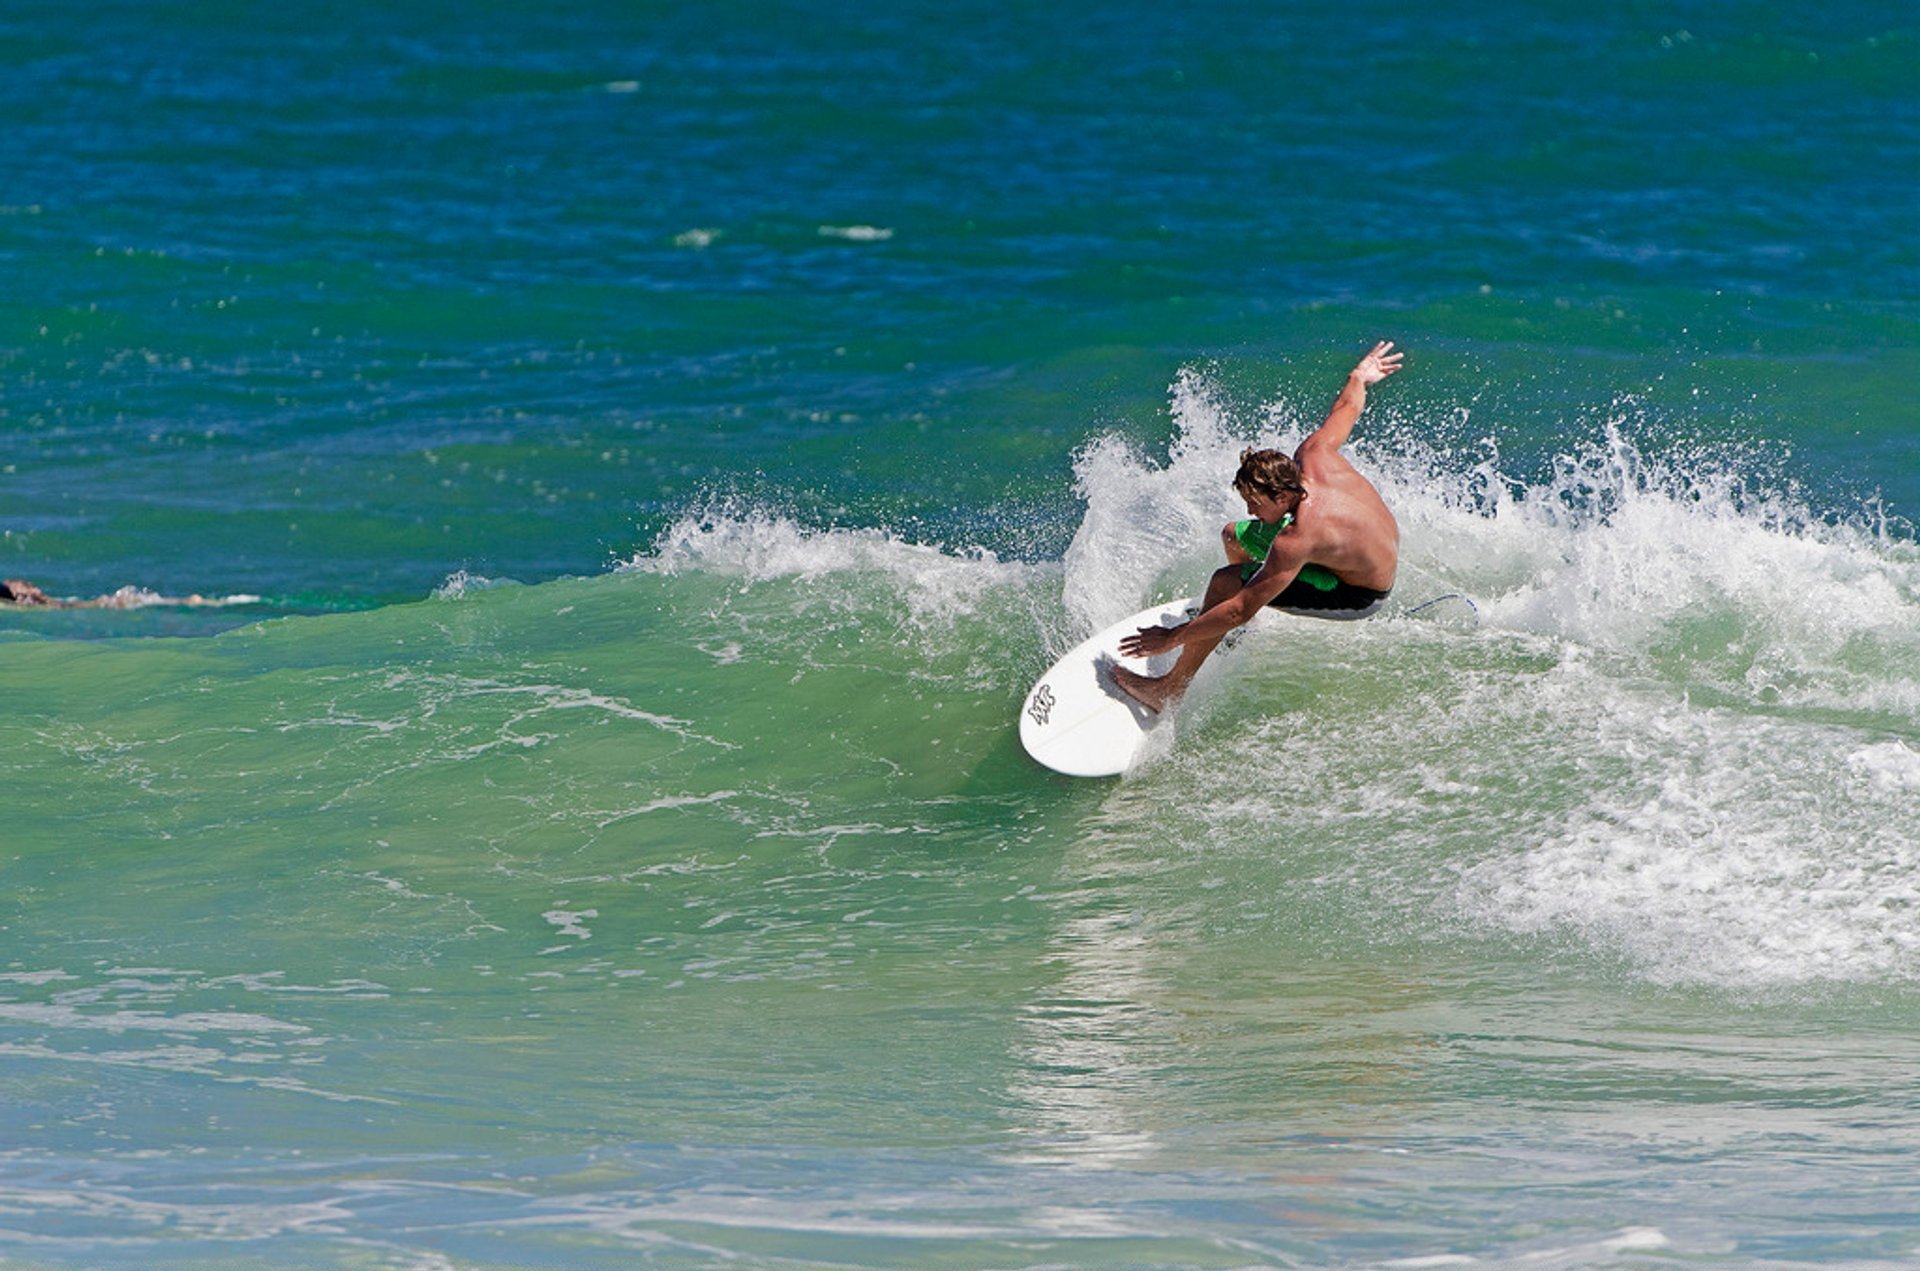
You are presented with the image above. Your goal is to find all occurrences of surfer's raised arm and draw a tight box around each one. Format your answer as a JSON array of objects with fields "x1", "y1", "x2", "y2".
[{"x1": 1296, "y1": 340, "x2": 1403, "y2": 461}]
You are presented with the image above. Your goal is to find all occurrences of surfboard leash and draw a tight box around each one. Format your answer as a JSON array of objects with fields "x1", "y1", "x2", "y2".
[{"x1": 1404, "y1": 592, "x2": 1479, "y2": 622}]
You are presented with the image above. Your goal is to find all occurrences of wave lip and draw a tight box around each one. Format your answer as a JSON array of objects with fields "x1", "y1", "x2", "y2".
[{"x1": 626, "y1": 504, "x2": 1051, "y2": 634}]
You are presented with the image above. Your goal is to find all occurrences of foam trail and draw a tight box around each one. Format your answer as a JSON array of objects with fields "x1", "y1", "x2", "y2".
[{"x1": 1457, "y1": 695, "x2": 1920, "y2": 986}]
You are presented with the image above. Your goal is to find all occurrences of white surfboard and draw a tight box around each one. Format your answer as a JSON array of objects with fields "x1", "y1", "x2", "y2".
[
  {"x1": 1019, "y1": 589, "x2": 1476, "y2": 777},
  {"x1": 1019, "y1": 596, "x2": 1236, "y2": 778}
]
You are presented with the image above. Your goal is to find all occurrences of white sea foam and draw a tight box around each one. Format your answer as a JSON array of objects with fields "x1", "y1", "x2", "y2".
[
  {"x1": 627, "y1": 506, "x2": 1048, "y2": 631},
  {"x1": 81, "y1": 586, "x2": 263, "y2": 609},
  {"x1": 1374, "y1": 413, "x2": 1916, "y2": 706},
  {"x1": 596, "y1": 790, "x2": 740, "y2": 829},
  {"x1": 817, "y1": 224, "x2": 893, "y2": 242},
  {"x1": 431, "y1": 570, "x2": 513, "y2": 599},
  {"x1": 542, "y1": 907, "x2": 597, "y2": 941},
  {"x1": 1454, "y1": 685, "x2": 1920, "y2": 986},
  {"x1": 1062, "y1": 366, "x2": 1252, "y2": 631},
  {"x1": 1848, "y1": 740, "x2": 1920, "y2": 794}
]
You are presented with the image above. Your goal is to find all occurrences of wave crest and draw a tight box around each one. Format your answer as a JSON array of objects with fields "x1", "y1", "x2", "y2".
[{"x1": 623, "y1": 503, "x2": 1053, "y2": 633}]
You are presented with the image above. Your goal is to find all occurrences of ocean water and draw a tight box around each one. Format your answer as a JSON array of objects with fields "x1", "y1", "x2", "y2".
[{"x1": 1, "y1": 0, "x2": 1916, "y2": 1266}]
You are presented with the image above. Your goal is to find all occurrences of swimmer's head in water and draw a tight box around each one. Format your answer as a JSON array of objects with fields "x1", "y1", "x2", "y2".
[{"x1": 0, "y1": 579, "x2": 55, "y2": 605}]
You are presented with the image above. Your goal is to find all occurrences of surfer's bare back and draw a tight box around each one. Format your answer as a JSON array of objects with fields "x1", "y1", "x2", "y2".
[{"x1": 1110, "y1": 341, "x2": 1404, "y2": 713}]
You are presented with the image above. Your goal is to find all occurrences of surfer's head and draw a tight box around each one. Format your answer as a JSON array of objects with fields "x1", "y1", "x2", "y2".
[{"x1": 1233, "y1": 449, "x2": 1306, "y2": 502}]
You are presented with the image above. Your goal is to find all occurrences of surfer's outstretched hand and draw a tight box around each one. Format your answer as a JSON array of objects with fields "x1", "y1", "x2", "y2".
[
  {"x1": 1119, "y1": 622, "x2": 1183, "y2": 659},
  {"x1": 1351, "y1": 340, "x2": 1404, "y2": 385}
]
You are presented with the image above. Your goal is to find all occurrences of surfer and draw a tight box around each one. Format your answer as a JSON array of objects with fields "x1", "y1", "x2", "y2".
[{"x1": 1111, "y1": 340, "x2": 1404, "y2": 713}]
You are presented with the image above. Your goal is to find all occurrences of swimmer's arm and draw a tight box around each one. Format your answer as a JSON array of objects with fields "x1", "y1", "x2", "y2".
[{"x1": 1297, "y1": 340, "x2": 1402, "y2": 460}]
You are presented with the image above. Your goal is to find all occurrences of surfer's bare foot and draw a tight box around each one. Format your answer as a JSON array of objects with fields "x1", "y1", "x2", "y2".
[{"x1": 1109, "y1": 663, "x2": 1179, "y2": 714}]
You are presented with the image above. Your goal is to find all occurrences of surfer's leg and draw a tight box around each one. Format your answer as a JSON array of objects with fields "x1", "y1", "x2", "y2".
[
  {"x1": 1111, "y1": 565, "x2": 1244, "y2": 713},
  {"x1": 1152, "y1": 565, "x2": 1244, "y2": 693}
]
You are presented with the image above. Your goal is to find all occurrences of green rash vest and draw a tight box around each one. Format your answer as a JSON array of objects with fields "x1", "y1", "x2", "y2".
[{"x1": 1232, "y1": 515, "x2": 1342, "y2": 590}]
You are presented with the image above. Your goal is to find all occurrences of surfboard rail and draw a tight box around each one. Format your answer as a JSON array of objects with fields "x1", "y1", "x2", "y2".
[{"x1": 1018, "y1": 597, "x2": 1201, "y2": 777}]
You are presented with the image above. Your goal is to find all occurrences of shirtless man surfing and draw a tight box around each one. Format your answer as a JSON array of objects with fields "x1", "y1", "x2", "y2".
[{"x1": 1111, "y1": 340, "x2": 1404, "y2": 713}]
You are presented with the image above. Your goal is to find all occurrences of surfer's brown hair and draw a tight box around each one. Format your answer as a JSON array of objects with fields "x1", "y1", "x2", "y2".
[{"x1": 1232, "y1": 448, "x2": 1305, "y2": 500}]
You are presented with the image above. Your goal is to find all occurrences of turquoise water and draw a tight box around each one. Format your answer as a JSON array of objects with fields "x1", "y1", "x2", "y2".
[{"x1": 2, "y1": 1, "x2": 1917, "y2": 1266}]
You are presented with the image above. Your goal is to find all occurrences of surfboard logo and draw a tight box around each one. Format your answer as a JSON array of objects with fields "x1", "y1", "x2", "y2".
[{"x1": 1027, "y1": 683, "x2": 1056, "y2": 727}]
